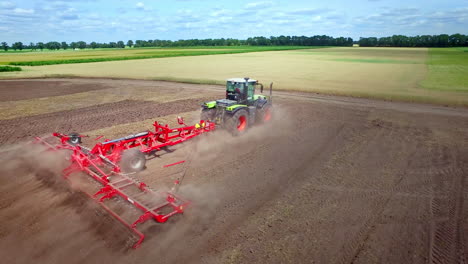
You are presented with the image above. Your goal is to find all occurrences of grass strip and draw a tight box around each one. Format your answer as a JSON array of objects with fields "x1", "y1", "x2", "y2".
[{"x1": 0, "y1": 65, "x2": 22, "y2": 72}]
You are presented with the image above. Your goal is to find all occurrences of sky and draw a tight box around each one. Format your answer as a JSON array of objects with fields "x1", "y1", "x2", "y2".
[{"x1": 0, "y1": 0, "x2": 467, "y2": 44}]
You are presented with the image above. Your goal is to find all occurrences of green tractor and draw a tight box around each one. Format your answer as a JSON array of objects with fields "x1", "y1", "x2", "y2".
[{"x1": 201, "y1": 77, "x2": 273, "y2": 135}]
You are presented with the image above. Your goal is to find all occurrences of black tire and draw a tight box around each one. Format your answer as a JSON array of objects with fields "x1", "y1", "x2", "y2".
[
  {"x1": 120, "y1": 149, "x2": 146, "y2": 172},
  {"x1": 68, "y1": 132, "x2": 82, "y2": 145},
  {"x1": 201, "y1": 109, "x2": 216, "y2": 122},
  {"x1": 225, "y1": 109, "x2": 249, "y2": 136},
  {"x1": 256, "y1": 104, "x2": 272, "y2": 124}
]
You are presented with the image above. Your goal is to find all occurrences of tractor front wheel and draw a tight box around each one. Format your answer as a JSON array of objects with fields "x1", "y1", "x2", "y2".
[
  {"x1": 226, "y1": 109, "x2": 249, "y2": 136},
  {"x1": 120, "y1": 149, "x2": 146, "y2": 172},
  {"x1": 256, "y1": 104, "x2": 272, "y2": 124},
  {"x1": 201, "y1": 109, "x2": 216, "y2": 122}
]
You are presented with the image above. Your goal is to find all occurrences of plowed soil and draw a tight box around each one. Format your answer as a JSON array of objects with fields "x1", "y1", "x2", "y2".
[
  {"x1": 0, "y1": 97, "x2": 216, "y2": 144},
  {"x1": 0, "y1": 78, "x2": 467, "y2": 264},
  {"x1": 0, "y1": 79, "x2": 109, "y2": 102}
]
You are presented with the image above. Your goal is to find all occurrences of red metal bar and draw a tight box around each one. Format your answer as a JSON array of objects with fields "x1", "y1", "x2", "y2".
[{"x1": 163, "y1": 160, "x2": 186, "y2": 168}]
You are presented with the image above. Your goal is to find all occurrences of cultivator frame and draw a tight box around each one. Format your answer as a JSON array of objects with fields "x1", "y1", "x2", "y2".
[{"x1": 35, "y1": 118, "x2": 215, "y2": 248}]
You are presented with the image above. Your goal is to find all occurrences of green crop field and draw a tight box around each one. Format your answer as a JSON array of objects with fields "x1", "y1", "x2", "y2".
[
  {"x1": 1, "y1": 47, "x2": 467, "y2": 106},
  {"x1": 0, "y1": 46, "x2": 315, "y2": 66},
  {"x1": 420, "y1": 48, "x2": 468, "y2": 93}
]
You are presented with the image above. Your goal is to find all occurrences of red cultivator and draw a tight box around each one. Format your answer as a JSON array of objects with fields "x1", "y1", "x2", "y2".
[{"x1": 35, "y1": 117, "x2": 215, "y2": 248}]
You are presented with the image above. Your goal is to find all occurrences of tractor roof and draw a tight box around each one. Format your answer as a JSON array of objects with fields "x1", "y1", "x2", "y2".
[{"x1": 227, "y1": 78, "x2": 257, "y2": 83}]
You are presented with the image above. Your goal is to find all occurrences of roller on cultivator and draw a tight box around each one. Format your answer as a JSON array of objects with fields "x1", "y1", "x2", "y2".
[{"x1": 35, "y1": 117, "x2": 215, "y2": 248}]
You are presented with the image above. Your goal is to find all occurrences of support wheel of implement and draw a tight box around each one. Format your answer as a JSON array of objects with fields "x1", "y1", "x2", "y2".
[
  {"x1": 226, "y1": 109, "x2": 249, "y2": 136},
  {"x1": 256, "y1": 104, "x2": 272, "y2": 124},
  {"x1": 120, "y1": 149, "x2": 146, "y2": 172},
  {"x1": 68, "y1": 132, "x2": 82, "y2": 145},
  {"x1": 201, "y1": 109, "x2": 216, "y2": 122}
]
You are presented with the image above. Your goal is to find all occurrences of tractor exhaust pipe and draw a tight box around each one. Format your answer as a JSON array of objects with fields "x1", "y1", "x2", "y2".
[{"x1": 269, "y1": 82, "x2": 273, "y2": 102}]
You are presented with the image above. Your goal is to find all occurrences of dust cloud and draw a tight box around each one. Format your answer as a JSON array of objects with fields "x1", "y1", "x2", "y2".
[
  {"x1": 0, "y1": 144, "x2": 127, "y2": 264},
  {"x1": 0, "y1": 143, "x2": 227, "y2": 263},
  {"x1": 0, "y1": 106, "x2": 291, "y2": 263}
]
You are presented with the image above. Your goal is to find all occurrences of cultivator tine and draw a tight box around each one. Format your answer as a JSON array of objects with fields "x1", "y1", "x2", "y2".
[
  {"x1": 163, "y1": 160, "x2": 186, "y2": 168},
  {"x1": 99, "y1": 190, "x2": 118, "y2": 202},
  {"x1": 131, "y1": 212, "x2": 153, "y2": 228},
  {"x1": 93, "y1": 185, "x2": 113, "y2": 198}
]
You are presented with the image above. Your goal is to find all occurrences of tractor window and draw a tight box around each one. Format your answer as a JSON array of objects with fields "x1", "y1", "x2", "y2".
[
  {"x1": 227, "y1": 82, "x2": 245, "y2": 92},
  {"x1": 234, "y1": 83, "x2": 244, "y2": 90},
  {"x1": 247, "y1": 83, "x2": 255, "y2": 99},
  {"x1": 226, "y1": 82, "x2": 235, "y2": 92}
]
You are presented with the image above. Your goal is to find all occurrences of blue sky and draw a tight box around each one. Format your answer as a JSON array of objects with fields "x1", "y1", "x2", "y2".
[{"x1": 0, "y1": 0, "x2": 467, "y2": 44}]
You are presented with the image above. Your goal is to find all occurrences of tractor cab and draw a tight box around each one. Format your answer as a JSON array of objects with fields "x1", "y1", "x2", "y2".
[{"x1": 226, "y1": 77, "x2": 258, "y2": 104}]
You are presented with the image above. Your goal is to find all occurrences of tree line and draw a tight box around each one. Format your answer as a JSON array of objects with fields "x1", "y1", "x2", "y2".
[
  {"x1": 359, "y1": 34, "x2": 468, "y2": 47},
  {"x1": 0, "y1": 40, "x2": 126, "y2": 51},
  {"x1": 0, "y1": 35, "x2": 353, "y2": 51},
  {"x1": 2, "y1": 34, "x2": 466, "y2": 51},
  {"x1": 134, "y1": 36, "x2": 354, "y2": 47}
]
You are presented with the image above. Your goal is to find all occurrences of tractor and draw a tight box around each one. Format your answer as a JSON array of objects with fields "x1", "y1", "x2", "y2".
[{"x1": 201, "y1": 77, "x2": 273, "y2": 135}]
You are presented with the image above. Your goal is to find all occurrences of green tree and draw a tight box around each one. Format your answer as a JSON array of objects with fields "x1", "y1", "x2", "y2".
[
  {"x1": 127, "y1": 40, "x2": 133, "y2": 47},
  {"x1": 1, "y1": 42, "x2": 8, "y2": 51},
  {"x1": 37, "y1": 42, "x2": 44, "y2": 51},
  {"x1": 90, "y1": 42, "x2": 98, "y2": 49},
  {"x1": 12, "y1": 42, "x2": 24, "y2": 51},
  {"x1": 46, "y1": 41, "x2": 61, "y2": 50},
  {"x1": 29, "y1": 42, "x2": 36, "y2": 50},
  {"x1": 61, "y1": 41, "x2": 69, "y2": 50},
  {"x1": 77, "y1": 41, "x2": 86, "y2": 49},
  {"x1": 117, "y1": 41, "x2": 125, "y2": 48}
]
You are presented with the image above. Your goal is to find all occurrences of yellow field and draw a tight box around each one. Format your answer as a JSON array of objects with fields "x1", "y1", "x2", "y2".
[{"x1": 2, "y1": 47, "x2": 467, "y2": 106}]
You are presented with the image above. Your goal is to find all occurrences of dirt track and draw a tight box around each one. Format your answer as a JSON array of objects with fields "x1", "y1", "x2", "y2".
[{"x1": 1, "y1": 79, "x2": 468, "y2": 264}]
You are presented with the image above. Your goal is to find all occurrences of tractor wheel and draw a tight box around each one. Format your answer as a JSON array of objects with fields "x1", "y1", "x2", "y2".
[
  {"x1": 225, "y1": 109, "x2": 249, "y2": 136},
  {"x1": 201, "y1": 109, "x2": 216, "y2": 122},
  {"x1": 68, "y1": 132, "x2": 82, "y2": 145},
  {"x1": 256, "y1": 104, "x2": 272, "y2": 124},
  {"x1": 120, "y1": 149, "x2": 146, "y2": 172}
]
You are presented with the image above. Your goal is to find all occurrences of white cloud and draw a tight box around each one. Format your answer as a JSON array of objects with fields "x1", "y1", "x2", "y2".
[
  {"x1": 211, "y1": 8, "x2": 228, "y2": 17},
  {"x1": 58, "y1": 8, "x2": 79, "y2": 20},
  {"x1": 13, "y1": 8, "x2": 34, "y2": 14},
  {"x1": 0, "y1": 1, "x2": 15, "y2": 9},
  {"x1": 312, "y1": 15, "x2": 322, "y2": 22},
  {"x1": 288, "y1": 8, "x2": 331, "y2": 16},
  {"x1": 135, "y1": 2, "x2": 152, "y2": 11},
  {"x1": 245, "y1": 1, "x2": 273, "y2": 9}
]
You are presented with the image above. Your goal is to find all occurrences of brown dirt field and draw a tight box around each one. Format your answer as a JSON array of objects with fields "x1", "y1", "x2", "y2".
[
  {"x1": 0, "y1": 79, "x2": 468, "y2": 264},
  {"x1": 0, "y1": 97, "x2": 216, "y2": 145},
  {"x1": 0, "y1": 79, "x2": 110, "y2": 102}
]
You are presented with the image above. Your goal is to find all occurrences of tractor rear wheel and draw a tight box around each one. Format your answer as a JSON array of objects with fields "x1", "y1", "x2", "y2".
[
  {"x1": 201, "y1": 109, "x2": 216, "y2": 122},
  {"x1": 256, "y1": 104, "x2": 272, "y2": 124},
  {"x1": 225, "y1": 109, "x2": 249, "y2": 136},
  {"x1": 120, "y1": 149, "x2": 146, "y2": 172}
]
